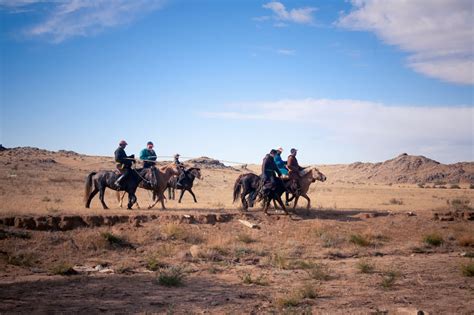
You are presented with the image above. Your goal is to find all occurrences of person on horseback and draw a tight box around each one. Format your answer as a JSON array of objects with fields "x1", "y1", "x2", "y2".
[
  {"x1": 114, "y1": 140, "x2": 135, "y2": 189},
  {"x1": 139, "y1": 141, "x2": 157, "y2": 168},
  {"x1": 287, "y1": 148, "x2": 304, "y2": 194},
  {"x1": 262, "y1": 149, "x2": 282, "y2": 190},
  {"x1": 174, "y1": 153, "x2": 186, "y2": 188},
  {"x1": 274, "y1": 147, "x2": 288, "y2": 176}
]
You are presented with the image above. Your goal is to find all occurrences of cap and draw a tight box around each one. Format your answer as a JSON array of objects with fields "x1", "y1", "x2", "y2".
[
  {"x1": 290, "y1": 148, "x2": 298, "y2": 153},
  {"x1": 174, "y1": 153, "x2": 180, "y2": 158},
  {"x1": 119, "y1": 140, "x2": 128, "y2": 145},
  {"x1": 147, "y1": 141, "x2": 153, "y2": 146}
]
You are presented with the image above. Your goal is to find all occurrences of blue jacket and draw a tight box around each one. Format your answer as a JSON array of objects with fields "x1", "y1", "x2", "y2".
[{"x1": 274, "y1": 153, "x2": 288, "y2": 175}]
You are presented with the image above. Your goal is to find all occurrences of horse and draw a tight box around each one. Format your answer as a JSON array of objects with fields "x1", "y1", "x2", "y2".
[
  {"x1": 84, "y1": 167, "x2": 147, "y2": 210},
  {"x1": 258, "y1": 176, "x2": 288, "y2": 215},
  {"x1": 118, "y1": 163, "x2": 181, "y2": 209},
  {"x1": 167, "y1": 167, "x2": 202, "y2": 203},
  {"x1": 233, "y1": 173, "x2": 260, "y2": 210},
  {"x1": 287, "y1": 167, "x2": 326, "y2": 209}
]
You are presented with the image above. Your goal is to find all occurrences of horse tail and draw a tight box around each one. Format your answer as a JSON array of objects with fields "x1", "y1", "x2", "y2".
[
  {"x1": 84, "y1": 172, "x2": 96, "y2": 204},
  {"x1": 233, "y1": 174, "x2": 244, "y2": 203}
]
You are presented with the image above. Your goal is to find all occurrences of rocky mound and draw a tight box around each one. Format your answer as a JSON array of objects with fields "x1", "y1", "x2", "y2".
[
  {"x1": 186, "y1": 156, "x2": 235, "y2": 170},
  {"x1": 330, "y1": 153, "x2": 473, "y2": 184}
]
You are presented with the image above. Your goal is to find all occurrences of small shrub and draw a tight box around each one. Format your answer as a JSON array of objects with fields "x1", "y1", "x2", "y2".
[
  {"x1": 298, "y1": 283, "x2": 318, "y2": 299},
  {"x1": 156, "y1": 266, "x2": 185, "y2": 287},
  {"x1": 307, "y1": 263, "x2": 331, "y2": 281},
  {"x1": 457, "y1": 234, "x2": 474, "y2": 247},
  {"x1": 389, "y1": 198, "x2": 403, "y2": 205},
  {"x1": 381, "y1": 270, "x2": 398, "y2": 289},
  {"x1": 50, "y1": 262, "x2": 77, "y2": 275},
  {"x1": 7, "y1": 252, "x2": 36, "y2": 267},
  {"x1": 423, "y1": 233, "x2": 444, "y2": 247},
  {"x1": 236, "y1": 233, "x2": 255, "y2": 244},
  {"x1": 276, "y1": 294, "x2": 301, "y2": 308},
  {"x1": 147, "y1": 256, "x2": 168, "y2": 271},
  {"x1": 417, "y1": 183, "x2": 425, "y2": 188},
  {"x1": 268, "y1": 252, "x2": 289, "y2": 269},
  {"x1": 461, "y1": 263, "x2": 474, "y2": 277},
  {"x1": 450, "y1": 184, "x2": 461, "y2": 189},
  {"x1": 448, "y1": 198, "x2": 472, "y2": 211},
  {"x1": 241, "y1": 273, "x2": 268, "y2": 286},
  {"x1": 101, "y1": 232, "x2": 133, "y2": 249},
  {"x1": 356, "y1": 259, "x2": 375, "y2": 273},
  {"x1": 349, "y1": 234, "x2": 371, "y2": 247}
]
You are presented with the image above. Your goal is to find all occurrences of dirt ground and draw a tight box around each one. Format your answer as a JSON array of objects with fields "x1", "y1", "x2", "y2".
[{"x1": 0, "y1": 149, "x2": 473, "y2": 314}]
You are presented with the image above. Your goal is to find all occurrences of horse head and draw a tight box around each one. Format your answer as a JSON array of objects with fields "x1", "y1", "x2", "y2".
[
  {"x1": 189, "y1": 167, "x2": 202, "y2": 180},
  {"x1": 162, "y1": 163, "x2": 181, "y2": 176},
  {"x1": 310, "y1": 167, "x2": 327, "y2": 183}
]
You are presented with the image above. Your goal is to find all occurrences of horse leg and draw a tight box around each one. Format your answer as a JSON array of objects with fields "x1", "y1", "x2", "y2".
[
  {"x1": 302, "y1": 194, "x2": 311, "y2": 209},
  {"x1": 171, "y1": 188, "x2": 175, "y2": 200},
  {"x1": 285, "y1": 191, "x2": 290, "y2": 206},
  {"x1": 273, "y1": 199, "x2": 279, "y2": 210},
  {"x1": 119, "y1": 191, "x2": 126, "y2": 208},
  {"x1": 178, "y1": 189, "x2": 185, "y2": 203},
  {"x1": 85, "y1": 188, "x2": 99, "y2": 208},
  {"x1": 188, "y1": 189, "x2": 197, "y2": 203},
  {"x1": 293, "y1": 195, "x2": 300, "y2": 210},
  {"x1": 276, "y1": 196, "x2": 287, "y2": 214},
  {"x1": 99, "y1": 187, "x2": 108, "y2": 209},
  {"x1": 160, "y1": 191, "x2": 166, "y2": 209},
  {"x1": 241, "y1": 191, "x2": 248, "y2": 210},
  {"x1": 127, "y1": 193, "x2": 137, "y2": 210}
]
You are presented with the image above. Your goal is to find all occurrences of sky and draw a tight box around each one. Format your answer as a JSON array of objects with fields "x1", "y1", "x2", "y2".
[{"x1": 0, "y1": 0, "x2": 473, "y2": 165}]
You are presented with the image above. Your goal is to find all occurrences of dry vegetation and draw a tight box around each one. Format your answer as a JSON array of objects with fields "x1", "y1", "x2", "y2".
[{"x1": 0, "y1": 147, "x2": 473, "y2": 313}]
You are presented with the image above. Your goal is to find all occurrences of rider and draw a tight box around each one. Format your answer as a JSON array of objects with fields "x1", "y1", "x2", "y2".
[
  {"x1": 174, "y1": 153, "x2": 186, "y2": 188},
  {"x1": 274, "y1": 147, "x2": 288, "y2": 176},
  {"x1": 262, "y1": 149, "x2": 282, "y2": 190},
  {"x1": 114, "y1": 140, "x2": 135, "y2": 189},
  {"x1": 139, "y1": 141, "x2": 157, "y2": 168},
  {"x1": 287, "y1": 148, "x2": 304, "y2": 194}
]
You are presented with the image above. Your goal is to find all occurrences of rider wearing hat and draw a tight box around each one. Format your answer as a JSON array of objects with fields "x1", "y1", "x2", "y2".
[
  {"x1": 114, "y1": 140, "x2": 135, "y2": 189},
  {"x1": 140, "y1": 141, "x2": 157, "y2": 168},
  {"x1": 174, "y1": 153, "x2": 186, "y2": 188},
  {"x1": 287, "y1": 148, "x2": 304, "y2": 193}
]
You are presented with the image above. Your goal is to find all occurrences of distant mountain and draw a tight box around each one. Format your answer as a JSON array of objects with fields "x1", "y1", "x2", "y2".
[{"x1": 320, "y1": 153, "x2": 474, "y2": 184}]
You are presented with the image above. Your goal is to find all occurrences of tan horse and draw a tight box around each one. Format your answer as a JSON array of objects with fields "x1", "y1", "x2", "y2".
[
  {"x1": 118, "y1": 163, "x2": 180, "y2": 209},
  {"x1": 289, "y1": 167, "x2": 326, "y2": 209}
]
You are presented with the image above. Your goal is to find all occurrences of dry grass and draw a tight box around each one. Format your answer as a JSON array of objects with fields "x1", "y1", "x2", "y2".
[
  {"x1": 241, "y1": 273, "x2": 269, "y2": 286},
  {"x1": 461, "y1": 262, "x2": 474, "y2": 277},
  {"x1": 349, "y1": 234, "x2": 371, "y2": 247},
  {"x1": 356, "y1": 259, "x2": 375, "y2": 273},
  {"x1": 381, "y1": 269, "x2": 399, "y2": 289},
  {"x1": 457, "y1": 234, "x2": 474, "y2": 247},
  {"x1": 423, "y1": 233, "x2": 444, "y2": 247},
  {"x1": 50, "y1": 262, "x2": 77, "y2": 275},
  {"x1": 156, "y1": 266, "x2": 186, "y2": 287}
]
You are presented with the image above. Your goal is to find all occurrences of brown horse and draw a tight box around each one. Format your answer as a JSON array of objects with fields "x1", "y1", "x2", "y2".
[
  {"x1": 118, "y1": 163, "x2": 180, "y2": 209},
  {"x1": 288, "y1": 167, "x2": 326, "y2": 209}
]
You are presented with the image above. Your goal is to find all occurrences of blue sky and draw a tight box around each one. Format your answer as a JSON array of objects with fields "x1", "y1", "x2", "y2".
[{"x1": 1, "y1": 0, "x2": 473, "y2": 164}]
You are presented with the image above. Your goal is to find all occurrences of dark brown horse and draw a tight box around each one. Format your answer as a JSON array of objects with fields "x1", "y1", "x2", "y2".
[
  {"x1": 84, "y1": 167, "x2": 147, "y2": 209},
  {"x1": 233, "y1": 173, "x2": 260, "y2": 210},
  {"x1": 167, "y1": 167, "x2": 202, "y2": 203}
]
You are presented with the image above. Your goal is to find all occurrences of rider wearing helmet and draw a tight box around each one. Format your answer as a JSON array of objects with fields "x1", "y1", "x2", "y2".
[
  {"x1": 114, "y1": 140, "x2": 135, "y2": 189},
  {"x1": 140, "y1": 141, "x2": 157, "y2": 168}
]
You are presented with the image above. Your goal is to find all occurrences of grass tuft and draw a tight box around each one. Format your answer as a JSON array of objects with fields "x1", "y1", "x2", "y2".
[
  {"x1": 461, "y1": 262, "x2": 474, "y2": 277},
  {"x1": 423, "y1": 233, "x2": 444, "y2": 247},
  {"x1": 349, "y1": 234, "x2": 371, "y2": 247},
  {"x1": 241, "y1": 273, "x2": 268, "y2": 286},
  {"x1": 381, "y1": 270, "x2": 399, "y2": 289},
  {"x1": 50, "y1": 262, "x2": 77, "y2": 275},
  {"x1": 356, "y1": 259, "x2": 375, "y2": 273},
  {"x1": 236, "y1": 233, "x2": 256, "y2": 244},
  {"x1": 156, "y1": 266, "x2": 185, "y2": 287},
  {"x1": 101, "y1": 232, "x2": 133, "y2": 249},
  {"x1": 389, "y1": 198, "x2": 403, "y2": 205}
]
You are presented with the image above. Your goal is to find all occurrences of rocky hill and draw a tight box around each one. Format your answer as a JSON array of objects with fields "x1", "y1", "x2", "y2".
[{"x1": 320, "y1": 153, "x2": 473, "y2": 184}]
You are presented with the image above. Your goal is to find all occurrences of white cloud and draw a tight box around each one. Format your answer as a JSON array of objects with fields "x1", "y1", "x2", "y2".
[
  {"x1": 337, "y1": 0, "x2": 474, "y2": 85},
  {"x1": 202, "y1": 98, "x2": 474, "y2": 163},
  {"x1": 1, "y1": 0, "x2": 165, "y2": 42},
  {"x1": 261, "y1": 1, "x2": 316, "y2": 25},
  {"x1": 277, "y1": 49, "x2": 295, "y2": 56}
]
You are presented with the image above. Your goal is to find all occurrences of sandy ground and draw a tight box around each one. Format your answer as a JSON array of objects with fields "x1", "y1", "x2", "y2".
[{"x1": 0, "y1": 149, "x2": 473, "y2": 314}]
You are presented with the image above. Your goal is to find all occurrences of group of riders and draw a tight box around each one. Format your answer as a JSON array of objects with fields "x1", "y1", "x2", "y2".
[
  {"x1": 262, "y1": 147, "x2": 304, "y2": 195},
  {"x1": 113, "y1": 140, "x2": 184, "y2": 190},
  {"x1": 113, "y1": 139, "x2": 305, "y2": 202}
]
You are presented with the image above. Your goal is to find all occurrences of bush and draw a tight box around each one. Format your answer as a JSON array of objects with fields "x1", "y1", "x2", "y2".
[
  {"x1": 156, "y1": 266, "x2": 185, "y2": 287},
  {"x1": 146, "y1": 256, "x2": 168, "y2": 271},
  {"x1": 389, "y1": 198, "x2": 403, "y2": 205},
  {"x1": 349, "y1": 234, "x2": 371, "y2": 247},
  {"x1": 50, "y1": 262, "x2": 77, "y2": 275},
  {"x1": 461, "y1": 263, "x2": 474, "y2": 277},
  {"x1": 356, "y1": 259, "x2": 375, "y2": 273},
  {"x1": 423, "y1": 233, "x2": 444, "y2": 247}
]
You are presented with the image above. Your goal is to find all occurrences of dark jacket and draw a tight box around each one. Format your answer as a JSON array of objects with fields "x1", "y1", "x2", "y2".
[
  {"x1": 262, "y1": 154, "x2": 282, "y2": 179},
  {"x1": 115, "y1": 147, "x2": 133, "y2": 168},
  {"x1": 287, "y1": 154, "x2": 303, "y2": 179}
]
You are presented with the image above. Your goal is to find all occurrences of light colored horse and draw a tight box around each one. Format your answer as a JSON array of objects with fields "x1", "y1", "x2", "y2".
[
  {"x1": 290, "y1": 167, "x2": 326, "y2": 209},
  {"x1": 118, "y1": 163, "x2": 180, "y2": 209}
]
